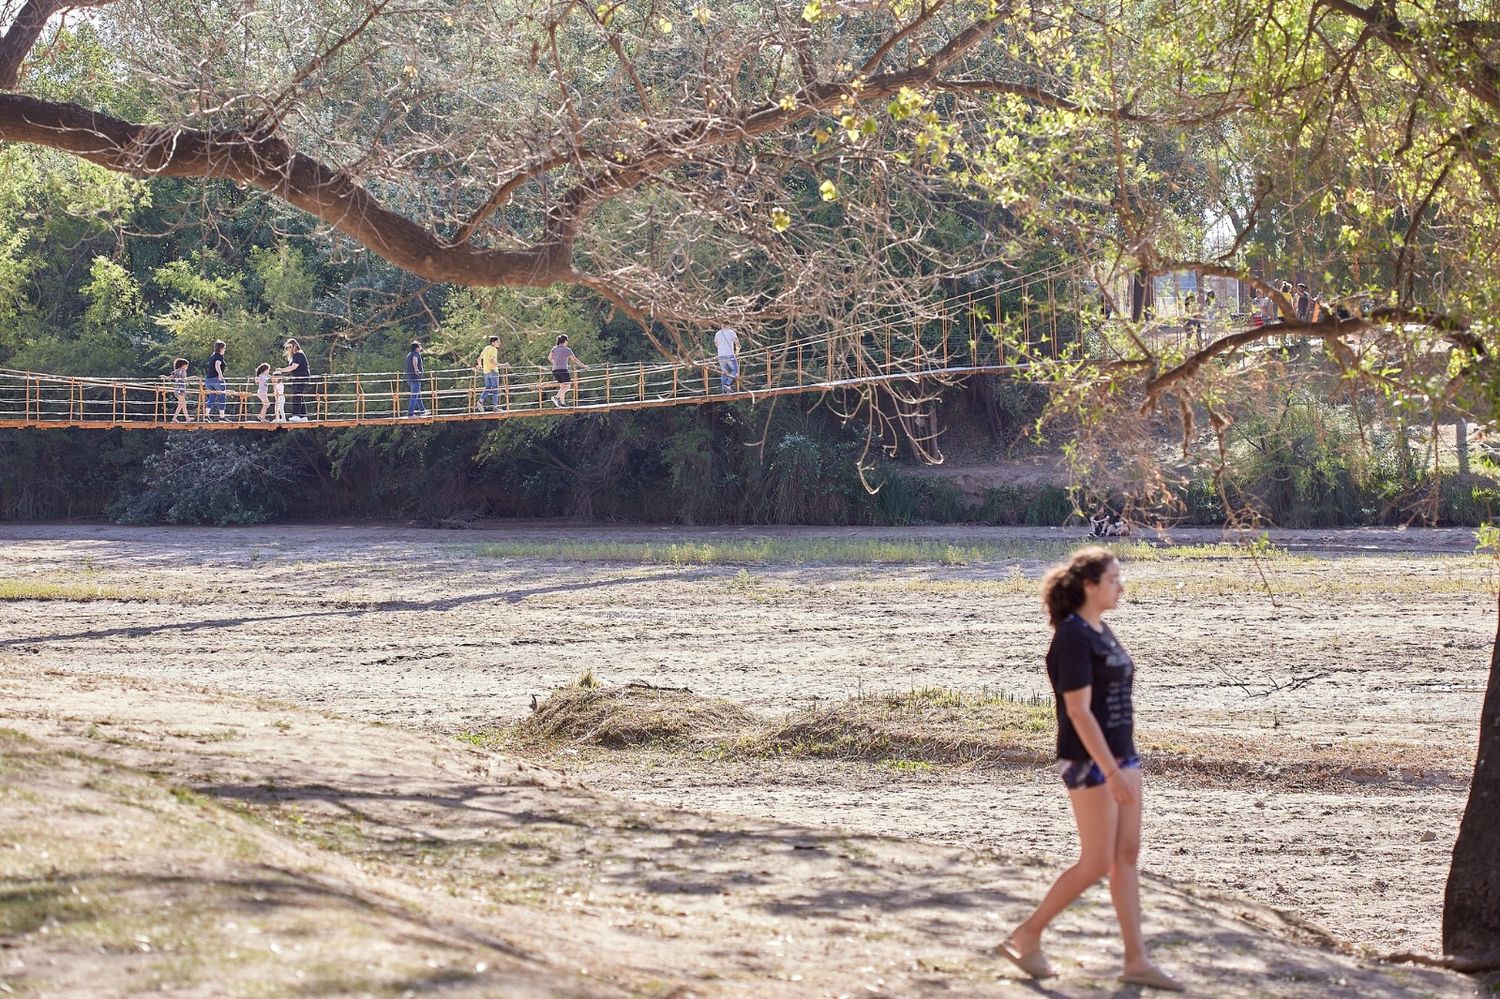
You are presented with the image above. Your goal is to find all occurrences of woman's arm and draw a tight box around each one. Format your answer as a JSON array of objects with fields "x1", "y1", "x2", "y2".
[{"x1": 1062, "y1": 686, "x2": 1135, "y2": 805}]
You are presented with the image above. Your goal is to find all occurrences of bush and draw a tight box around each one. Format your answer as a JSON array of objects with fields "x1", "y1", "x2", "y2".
[{"x1": 108, "y1": 433, "x2": 299, "y2": 525}]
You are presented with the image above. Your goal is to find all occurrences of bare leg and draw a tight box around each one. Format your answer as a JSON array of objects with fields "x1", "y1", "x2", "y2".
[
  {"x1": 1108, "y1": 768, "x2": 1147, "y2": 969},
  {"x1": 1007, "y1": 783, "x2": 1117, "y2": 957},
  {"x1": 1108, "y1": 769, "x2": 1175, "y2": 983}
]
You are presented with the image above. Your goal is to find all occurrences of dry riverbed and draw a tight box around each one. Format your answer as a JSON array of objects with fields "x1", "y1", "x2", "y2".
[{"x1": 0, "y1": 522, "x2": 1490, "y2": 996}]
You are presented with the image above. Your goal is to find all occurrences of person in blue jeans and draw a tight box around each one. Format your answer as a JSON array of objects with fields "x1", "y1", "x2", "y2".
[
  {"x1": 714, "y1": 326, "x2": 740, "y2": 392},
  {"x1": 204, "y1": 340, "x2": 229, "y2": 422},
  {"x1": 405, "y1": 341, "x2": 427, "y2": 418},
  {"x1": 474, "y1": 335, "x2": 501, "y2": 412}
]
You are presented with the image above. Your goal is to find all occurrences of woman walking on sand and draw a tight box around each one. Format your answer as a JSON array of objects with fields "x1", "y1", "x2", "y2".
[{"x1": 997, "y1": 547, "x2": 1183, "y2": 992}]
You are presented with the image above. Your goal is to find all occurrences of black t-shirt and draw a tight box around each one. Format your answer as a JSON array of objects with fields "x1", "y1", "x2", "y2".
[
  {"x1": 289, "y1": 351, "x2": 310, "y2": 378},
  {"x1": 1046, "y1": 614, "x2": 1136, "y2": 761},
  {"x1": 207, "y1": 352, "x2": 226, "y2": 379},
  {"x1": 406, "y1": 349, "x2": 422, "y2": 378}
]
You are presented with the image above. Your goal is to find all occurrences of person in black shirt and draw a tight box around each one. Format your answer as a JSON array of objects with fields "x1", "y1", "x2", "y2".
[
  {"x1": 404, "y1": 341, "x2": 427, "y2": 418},
  {"x1": 276, "y1": 338, "x2": 312, "y2": 422},
  {"x1": 204, "y1": 340, "x2": 228, "y2": 422},
  {"x1": 997, "y1": 547, "x2": 1183, "y2": 992}
]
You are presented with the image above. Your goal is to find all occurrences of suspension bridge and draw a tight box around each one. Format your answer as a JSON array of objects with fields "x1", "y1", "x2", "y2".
[{"x1": 0, "y1": 272, "x2": 1240, "y2": 432}]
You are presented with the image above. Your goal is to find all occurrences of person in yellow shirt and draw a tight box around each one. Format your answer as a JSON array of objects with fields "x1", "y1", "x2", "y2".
[{"x1": 474, "y1": 335, "x2": 501, "y2": 412}]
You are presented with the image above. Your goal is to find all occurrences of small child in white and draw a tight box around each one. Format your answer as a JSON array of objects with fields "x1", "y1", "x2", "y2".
[
  {"x1": 170, "y1": 357, "x2": 189, "y2": 423},
  {"x1": 254, "y1": 363, "x2": 271, "y2": 422},
  {"x1": 272, "y1": 373, "x2": 287, "y2": 422}
]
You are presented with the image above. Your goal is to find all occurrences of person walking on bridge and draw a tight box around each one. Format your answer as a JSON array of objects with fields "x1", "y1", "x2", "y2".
[
  {"x1": 404, "y1": 341, "x2": 428, "y2": 418},
  {"x1": 169, "y1": 357, "x2": 189, "y2": 423},
  {"x1": 715, "y1": 326, "x2": 741, "y2": 393},
  {"x1": 276, "y1": 339, "x2": 311, "y2": 422},
  {"x1": 546, "y1": 334, "x2": 587, "y2": 408},
  {"x1": 475, "y1": 335, "x2": 502, "y2": 413},
  {"x1": 204, "y1": 340, "x2": 228, "y2": 422}
]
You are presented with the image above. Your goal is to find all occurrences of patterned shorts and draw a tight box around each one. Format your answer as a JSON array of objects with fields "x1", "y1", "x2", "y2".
[{"x1": 1055, "y1": 754, "x2": 1141, "y2": 790}]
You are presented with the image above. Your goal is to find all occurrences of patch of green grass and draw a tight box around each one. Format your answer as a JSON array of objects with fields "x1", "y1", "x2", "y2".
[
  {"x1": 166, "y1": 729, "x2": 242, "y2": 744},
  {"x1": 881, "y1": 758, "x2": 935, "y2": 774},
  {"x1": 169, "y1": 786, "x2": 212, "y2": 808},
  {"x1": 0, "y1": 578, "x2": 157, "y2": 602},
  {"x1": 475, "y1": 537, "x2": 1294, "y2": 567},
  {"x1": 0, "y1": 884, "x2": 89, "y2": 936},
  {"x1": 455, "y1": 728, "x2": 509, "y2": 750}
]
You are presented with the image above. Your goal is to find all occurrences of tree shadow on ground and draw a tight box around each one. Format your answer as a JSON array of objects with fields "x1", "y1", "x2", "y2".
[{"x1": 0, "y1": 569, "x2": 708, "y2": 648}]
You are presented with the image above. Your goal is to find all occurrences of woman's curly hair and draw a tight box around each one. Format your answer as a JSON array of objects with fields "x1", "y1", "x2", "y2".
[{"x1": 1041, "y1": 547, "x2": 1117, "y2": 628}]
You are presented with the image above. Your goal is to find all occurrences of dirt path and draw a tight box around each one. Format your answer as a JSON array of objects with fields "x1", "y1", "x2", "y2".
[
  {"x1": 0, "y1": 664, "x2": 1477, "y2": 997},
  {"x1": 0, "y1": 522, "x2": 1490, "y2": 965}
]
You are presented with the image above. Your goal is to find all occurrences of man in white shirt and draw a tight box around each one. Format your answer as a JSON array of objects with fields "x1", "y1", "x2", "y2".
[{"x1": 714, "y1": 327, "x2": 740, "y2": 393}]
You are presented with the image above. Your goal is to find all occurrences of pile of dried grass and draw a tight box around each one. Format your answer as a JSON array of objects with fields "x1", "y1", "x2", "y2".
[
  {"x1": 753, "y1": 688, "x2": 1054, "y2": 766},
  {"x1": 518, "y1": 683, "x2": 756, "y2": 748}
]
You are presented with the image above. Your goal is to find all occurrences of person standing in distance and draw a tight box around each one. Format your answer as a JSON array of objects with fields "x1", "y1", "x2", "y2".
[
  {"x1": 714, "y1": 326, "x2": 740, "y2": 393},
  {"x1": 276, "y1": 338, "x2": 312, "y2": 422},
  {"x1": 998, "y1": 547, "x2": 1183, "y2": 992},
  {"x1": 475, "y1": 335, "x2": 502, "y2": 413},
  {"x1": 404, "y1": 341, "x2": 428, "y2": 418}
]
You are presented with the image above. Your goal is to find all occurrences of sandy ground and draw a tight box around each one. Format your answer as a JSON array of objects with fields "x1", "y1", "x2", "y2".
[
  {"x1": 0, "y1": 522, "x2": 1491, "y2": 975},
  {"x1": 0, "y1": 662, "x2": 1478, "y2": 998}
]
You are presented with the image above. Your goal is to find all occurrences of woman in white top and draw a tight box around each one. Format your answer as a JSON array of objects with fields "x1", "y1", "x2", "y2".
[{"x1": 545, "y1": 334, "x2": 588, "y2": 407}]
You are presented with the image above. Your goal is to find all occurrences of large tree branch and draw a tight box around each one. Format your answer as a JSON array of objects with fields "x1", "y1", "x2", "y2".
[
  {"x1": 1139, "y1": 305, "x2": 1474, "y2": 412},
  {"x1": 0, "y1": 0, "x2": 113, "y2": 89},
  {"x1": 1321, "y1": 0, "x2": 1500, "y2": 111},
  {"x1": 0, "y1": 93, "x2": 572, "y2": 286}
]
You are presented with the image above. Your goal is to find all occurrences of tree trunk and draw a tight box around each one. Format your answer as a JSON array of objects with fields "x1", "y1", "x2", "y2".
[
  {"x1": 1456, "y1": 417, "x2": 1470, "y2": 476},
  {"x1": 1443, "y1": 593, "x2": 1500, "y2": 961}
]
